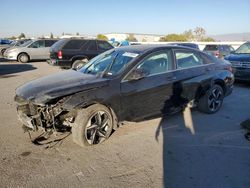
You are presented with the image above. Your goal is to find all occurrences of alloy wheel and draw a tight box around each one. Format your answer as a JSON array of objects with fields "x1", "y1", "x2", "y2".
[
  {"x1": 85, "y1": 111, "x2": 111, "y2": 145},
  {"x1": 208, "y1": 88, "x2": 223, "y2": 112}
]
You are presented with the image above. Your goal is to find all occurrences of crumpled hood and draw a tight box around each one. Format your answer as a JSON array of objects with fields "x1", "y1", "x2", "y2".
[
  {"x1": 225, "y1": 53, "x2": 250, "y2": 62},
  {"x1": 16, "y1": 70, "x2": 109, "y2": 104}
]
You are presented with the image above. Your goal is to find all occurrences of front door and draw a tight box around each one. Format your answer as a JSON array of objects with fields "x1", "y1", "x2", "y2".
[{"x1": 120, "y1": 50, "x2": 176, "y2": 121}]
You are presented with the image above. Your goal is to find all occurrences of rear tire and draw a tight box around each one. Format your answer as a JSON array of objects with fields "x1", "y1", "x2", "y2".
[
  {"x1": 72, "y1": 104, "x2": 113, "y2": 147},
  {"x1": 198, "y1": 84, "x2": 224, "y2": 114},
  {"x1": 72, "y1": 59, "x2": 88, "y2": 70},
  {"x1": 18, "y1": 53, "x2": 29, "y2": 63}
]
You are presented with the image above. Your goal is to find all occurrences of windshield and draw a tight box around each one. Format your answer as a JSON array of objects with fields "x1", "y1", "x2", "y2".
[
  {"x1": 19, "y1": 40, "x2": 33, "y2": 47},
  {"x1": 80, "y1": 49, "x2": 139, "y2": 77},
  {"x1": 235, "y1": 43, "x2": 250, "y2": 54}
]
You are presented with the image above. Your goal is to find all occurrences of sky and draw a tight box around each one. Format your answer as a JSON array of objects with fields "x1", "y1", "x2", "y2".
[{"x1": 1, "y1": 0, "x2": 250, "y2": 38}]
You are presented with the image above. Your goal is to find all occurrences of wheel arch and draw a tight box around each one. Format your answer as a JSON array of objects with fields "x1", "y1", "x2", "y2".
[
  {"x1": 70, "y1": 55, "x2": 89, "y2": 66},
  {"x1": 213, "y1": 79, "x2": 226, "y2": 95},
  {"x1": 75, "y1": 101, "x2": 119, "y2": 130},
  {"x1": 17, "y1": 52, "x2": 30, "y2": 61}
]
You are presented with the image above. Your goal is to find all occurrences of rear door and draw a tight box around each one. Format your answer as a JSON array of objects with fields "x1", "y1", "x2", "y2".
[
  {"x1": 172, "y1": 49, "x2": 215, "y2": 100},
  {"x1": 85, "y1": 40, "x2": 99, "y2": 59},
  {"x1": 26, "y1": 40, "x2": 45, "y2": 59},
  {"x1": 63, "y1": 40, "x2": 88, "y2": 60},
  {"x1": 120, "y1": 49, "x2": 175, "y2": 120}
]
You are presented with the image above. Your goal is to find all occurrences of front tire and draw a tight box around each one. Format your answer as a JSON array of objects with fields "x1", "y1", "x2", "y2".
[
  {"x1": 198, "y1": 84, "x2": 224, "y2": 114},
  {"x1": 18, "y1": 53, "x2": 29, "y2": 63},
  {"x1": 72, "y1": 104, "x2": 113, "y2": 147},
  {"x1": 1, "y1": 49, "x2": 6, "y2": 56}
]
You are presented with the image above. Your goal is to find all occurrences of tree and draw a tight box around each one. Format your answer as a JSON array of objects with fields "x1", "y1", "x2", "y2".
[
  {"x1": 126, "y1": 34, "x2": 138, "y2": 42},
  {"x1": 76, "y1": 32, "x2": 79, "y2": 36},
  {"x1": 159, "y1": 34, "x2": 187, "y2": 42},
  {"x1": 50, "y1": 32, "x2": 54, "y2": 39},
  {"x1": 183, "y1": 29, "x2": 194, "y2": 41},
  {"x1": 201, "y1": 37, "x2": 215, "y2": 42},
  {"x1": 18, "y1": 33, "x2": 26, "y2": 39},
  {"x1": 9, "y1": 36, "x2": 16, "y2": 40},
  {"x1": 194, "y1": 27, "x2": 206, "y2": 41},
  {"x1": 97, "y1": 34, "x2": 108, "y2": 41},
  {"x1": 142, "y1": 38, "x2": 147, "y2": 42}
]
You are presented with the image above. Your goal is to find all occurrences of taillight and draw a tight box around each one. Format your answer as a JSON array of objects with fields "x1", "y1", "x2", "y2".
[
  {"x1": 215, "y1": 51, "x2": 220, "y2": 58},
  {"x1": 57, "y1": 50, "x2": 62, "y2": 59}
]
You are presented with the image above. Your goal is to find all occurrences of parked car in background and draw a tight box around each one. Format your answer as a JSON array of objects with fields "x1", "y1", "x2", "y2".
[
  {"x1": 1, "y1": 39, "x2": 31, "y2": 56},
  {"x1": 4, "y1": 39, "x2": 58, "y2": 63},
  {"x1": 15, "y1": 45, "x2": 234, "y2": 146},
  {"x1": 0, "y1": 39, "x2": 13, "y2": 55},
  {"x1": 224, "y1": 41, "x2": 250, "y2": 81},
  {"x1": 48, "y1": 39, "x2": 114, "y2": 70},
  {"x1": 0, "y1": 39, "x2": 12, "y2": 45},
  {"x1": 203, "y1": 44, "x2": 234, "y2": 59},
  {"x1": 169, "y1": 43, "x2": 200, "y2": 49}
]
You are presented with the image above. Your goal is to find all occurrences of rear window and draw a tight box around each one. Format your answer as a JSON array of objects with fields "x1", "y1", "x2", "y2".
[
  {"x1": 63, "y1": 40, "x2": 87, "y2": 50},
  {"x1": 50, "y1": 39, "x2": 66, "y2": 51},
  {"x1": 97, "y1": 41, "x2": 113, "y2": 50},
  {"x1": 175, "y1": 51, "x2": 204, "y2": 69},
  {"x1": 204, "y1": 45, "x2": 218, "y2": 51}
]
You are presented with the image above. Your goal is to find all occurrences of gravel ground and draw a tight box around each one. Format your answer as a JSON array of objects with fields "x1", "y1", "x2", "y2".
[{"x1": 0, "y1": 59, "x2": 250, "y2": 188}]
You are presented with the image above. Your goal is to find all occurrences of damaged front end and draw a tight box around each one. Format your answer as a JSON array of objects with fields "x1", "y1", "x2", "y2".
[{"x1": 15, "y1": 95, "x2": 76, "y2": 134}]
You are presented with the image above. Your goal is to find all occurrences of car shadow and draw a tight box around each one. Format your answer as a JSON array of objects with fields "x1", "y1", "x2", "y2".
[
  {"x1": 0, "y1": 57, "x2": 12, "y2": 63},
  {"x1": 155, "y1": 85, "x2": 249, "y2": 188},
  {"x1": 0, "y1": 63, "x2": 36, "y2": 77}
]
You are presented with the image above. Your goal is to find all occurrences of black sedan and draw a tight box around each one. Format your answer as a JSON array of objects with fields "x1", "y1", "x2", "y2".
[{"x1": 15, "y1": 45, "x2": 234, "y2": 146}]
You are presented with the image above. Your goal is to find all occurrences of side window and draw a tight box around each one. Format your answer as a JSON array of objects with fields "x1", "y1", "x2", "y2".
[
  {"x1": 45, "y1": 40, "x2": 57, "y2": 47},
  {"x1": 87, "y1": 41, "x2": 97, "y2": 51},
  {"x1": 97, "y1": 41, "x2": 113, "y2": 50},
  {"x1": 175, "y1": 51, "x2": 204, "y2": 69},
  {"x1": 29, "y1": 40, "x2": 45, "y2": 48},
  {"x1": 135, "y1": 50, "x2": 173, "y2": 76},
  {"x1": 63, "y1": 40, "x2": 86, "y2": 50}
]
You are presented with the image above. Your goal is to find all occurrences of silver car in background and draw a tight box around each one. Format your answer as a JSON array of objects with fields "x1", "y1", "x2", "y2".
[
  {"x1": 0, "y1": 39, "x2": 31, "y2": 56},
  {"x1": 4, "y1": 39, "x2": 58, "y2": 63}
]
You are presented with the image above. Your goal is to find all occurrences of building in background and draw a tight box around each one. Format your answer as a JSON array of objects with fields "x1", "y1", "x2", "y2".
[{"x1": 104, "y1": 33, "x2": 164, "y2": 42}]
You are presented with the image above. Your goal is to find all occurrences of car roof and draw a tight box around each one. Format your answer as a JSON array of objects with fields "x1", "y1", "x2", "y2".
[{"x1": 115, "y1": 44, "x2": 199, "y2": 53}]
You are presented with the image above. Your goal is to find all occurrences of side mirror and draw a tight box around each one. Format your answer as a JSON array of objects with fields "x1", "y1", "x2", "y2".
[{"x1": 127, "y1": 68, "x2": 149, "y2": 81}]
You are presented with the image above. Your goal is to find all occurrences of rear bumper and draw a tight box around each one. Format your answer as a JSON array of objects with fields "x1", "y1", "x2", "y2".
[{"x1": 47, "y1": 59, "x2": 72, "y2": 68}]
